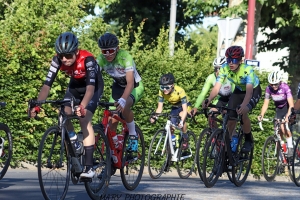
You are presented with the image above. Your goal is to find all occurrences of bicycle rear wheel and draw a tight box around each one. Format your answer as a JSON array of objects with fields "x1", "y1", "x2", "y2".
[
  {"x1": 261, "y1": 136, "x2": 279, "y2": 182},
  {"x1": 38, "y1": 126, "x2": 70, "y2": 200},
  {"x1": 292, "y1": 137, "x2": 300, "y2": 186},
  {"x1": 232, "y1": 132, "x2": 254, "y2": 187},
  {"x1": 177, "y1": 130, "x2": 196, "y2": 179},
  {"x1": 0, "y1": 123, "x2": 12, "y2": 180},
  {"x1": 120, "y1": 125, "x2": 145, "y2": 190},
  {"x1": 196, "y1": 128, "x2": 212, "y2": 181},
  {"x1": 148, "y1": 129, "x2": 171, "y2": 179},
  {"x1": 85, "y1": 125, "x2": 111, "y2": 199},
  {"x1": 202, "y1": 129, "x2": 225, "y2": 188}
]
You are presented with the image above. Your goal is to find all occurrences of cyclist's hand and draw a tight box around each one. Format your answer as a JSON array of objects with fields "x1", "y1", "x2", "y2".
[
  {"x1": 237, "y1": 104, "x2": 249, "y2": 115},
  {"x1": 75, "y1": 105, "x2": 86, "y2": 117},
  {"x1": 191, "y1": 108, "x2": 197, "y2": 116},
  {"x1": 150, "y1": 116, "x2": 157, "y2": 123},
  {"x1": 115, "y1": 98, "x2": 126, "y2": 112},
  {"x1": 202, "y1": 99, "x2": 210, "y2": 108},
  {"x1": 257, "y1": 115, "x2": 263, "y2": 122},
  {"x1": 29, "y1": 106, "x2": 40, "y2": 118}
]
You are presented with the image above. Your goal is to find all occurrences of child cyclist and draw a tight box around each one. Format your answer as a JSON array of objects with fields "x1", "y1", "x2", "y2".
[
  {"x1": 150, "y1": 73, "x2": 192, "y2": 149},
  {"x1": 258, "y1": 70, "x2": 294, "y2": 157}
]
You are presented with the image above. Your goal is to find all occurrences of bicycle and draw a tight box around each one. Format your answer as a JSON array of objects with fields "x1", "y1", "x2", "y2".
[
  {"x1": 148, "y1": 112, "x2": 197, "y2": 179},
  {"x1": 195, "y1": 108, "x2": 223, "y2": 181},
  {"x1": 289, "y1": 108, "x2": 300, "y2": 186},
  {"x1": 202, "y1": 104, "x2": 254, "y2": 188},
  {"x1": 28, "y1": 98, "x2": 111, "y2": 200},
  {"x1": 259, "y1": 117, "x2": 295, "y2": 182},
  {"x1": 0, "y1": 102, "x2": 13, "y2": 180},
  {"x1": 93, "y1": 101, "x2": 145, "y2": 191}
]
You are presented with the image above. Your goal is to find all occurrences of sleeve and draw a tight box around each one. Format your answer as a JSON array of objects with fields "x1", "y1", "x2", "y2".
[
  {"x1": 178, "y1": 87, "x2": 188, "y2": 104},
  {"x1": 285, "y1": 84, "x2": 293, "y2": 99},
  {"x1": 194, "y1": 74, "x2": 214, "y2": 108},
  {"x1": 44, "y1": 56, "x2": 61, "y2": 87},
  {"x1": 245, "y1": 67, "x2": 256, "y2": 85},
  {"x1": 84, "y1": 56, "x2": 98, "y2": 86},
  {"x1": 158, "y1": 90, "x2": 164, "y2": 103},
  {"x1": 216, "y1": 66, "x2": 227, "y2": 84},
  {"x1": 265, "y1": 87, "x2": 271, "y2": 99},
  {"x1": 121, "y1": 52, "x2": 135, "y2": 72}
]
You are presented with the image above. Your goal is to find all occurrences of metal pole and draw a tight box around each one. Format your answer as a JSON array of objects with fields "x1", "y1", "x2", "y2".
[
  {"x1": 245, "y1": 0, "x2": 256, "y2": 59},
  {"x1": 225, "y1": 17, "x2": 230, "y2": 51},
  {"x1": 169, "y1": 0, "x2": 177, "y2": 56}
]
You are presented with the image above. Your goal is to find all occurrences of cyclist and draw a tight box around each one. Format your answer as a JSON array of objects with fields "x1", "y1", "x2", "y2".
[
  {"x1": 203, "y1": 46, "x2": 262, "y2": 152},
  {"x1": 30, "y1": 32, "x2": 104, "y2": 178},
  {"x1": 192, "y1": 56, "x2": 235, "y2": 128},
  {"x1": 258, "y1": 70, "x2": 294, "y2": 157},
  {"x1": 294, "y1": 83, "x2": 300, "y2": 110},
  {"x1": 97, "y1": 32, "x2": 144, "y2": 152},
  {"x1": 150, "y1": 73, "x2": 192, "y2": 149}
]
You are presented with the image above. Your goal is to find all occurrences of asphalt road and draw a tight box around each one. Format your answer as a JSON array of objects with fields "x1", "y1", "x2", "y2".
[{"x1": 0, "y1": 166, "x2": 299, "y2": 200}]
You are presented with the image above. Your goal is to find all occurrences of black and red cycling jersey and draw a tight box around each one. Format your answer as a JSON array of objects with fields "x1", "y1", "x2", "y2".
[{"x1": 44, "y1": 50, "x2": 101, "y2": 89}]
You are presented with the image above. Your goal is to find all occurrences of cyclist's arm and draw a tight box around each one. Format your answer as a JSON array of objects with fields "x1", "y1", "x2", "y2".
[
  {"x1": 259, "y1": 98, "x2": 270, "y2": 118},
  {"x1": 241, "y1": 84, "x2": 253, "y2": 108},
  {"x1": 121, "y1": 71, "x2": 134, "y2": 101},
  {"x1": 37, "y1": 85, "x2": 51, "y2": 101},
  {"x1": 286, "y1": 97, "x2": 294, "y2": 120},
  {"x1": 194, "y1": 75, "x2": 214, "y2": 108},
  {"x1": 207, "y1": 82, "x2": 222, "y2": 102},
  {"x1": 295, "y1": 85, "x2": 300, "y2": 110},
  {"x1": 155, "y1": 102, "x2": 163, "y2": 113}
]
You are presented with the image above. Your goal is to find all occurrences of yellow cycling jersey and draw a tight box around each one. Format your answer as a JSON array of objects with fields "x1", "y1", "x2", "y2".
[{"x1": 158, "y1": 85, "x2": 190, "y2": 107}]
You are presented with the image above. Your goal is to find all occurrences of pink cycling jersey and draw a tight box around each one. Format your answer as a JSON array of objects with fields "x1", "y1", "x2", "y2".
[{"x1": 265, "y1": 82, "x2": 292, "y2": 108}]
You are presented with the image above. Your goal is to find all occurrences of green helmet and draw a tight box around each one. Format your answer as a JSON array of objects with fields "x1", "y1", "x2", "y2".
[{"x1": 55, "y1": 32, "x2": 78, "y2": 54}]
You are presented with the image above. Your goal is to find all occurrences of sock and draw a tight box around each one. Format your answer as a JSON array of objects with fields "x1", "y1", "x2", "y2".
[
  {"x1": 84, "y1": 145, "x2": 94, "y2": 167},
  {"x1": 126, "y1": 120, "x2": 136, "y2": 136},
  {"x1": 286, "y1": 137, "x2": 293, "y2": 148},
  {"x1": 245, "y1": 132, "x2": 252, "y2": 142}
]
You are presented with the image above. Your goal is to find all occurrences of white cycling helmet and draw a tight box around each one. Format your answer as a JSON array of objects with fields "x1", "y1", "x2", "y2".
[
  {"x1": 213, "y1": 56, "x2": 226, "y2": 67},
  {"x1": 268, "y1": 70, "x2": 282, "y2": 84}
]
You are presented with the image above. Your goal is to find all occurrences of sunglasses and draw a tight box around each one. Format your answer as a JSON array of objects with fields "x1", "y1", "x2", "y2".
[
  {"x1": 160, "y1": 85, "x2": 173, "y2": 90},
  {"x1": 226, "y1": 58, "x2": 241, "y2": 64},
  {"x1": 270, "y1": 83, "x2": 279, "y2": 87},
  {"x1": 101, "y1": 47, "x2": 118, "y2": 55},
  {"x1": 58, "y1": 52, "x2": 75, "y2": 60}
]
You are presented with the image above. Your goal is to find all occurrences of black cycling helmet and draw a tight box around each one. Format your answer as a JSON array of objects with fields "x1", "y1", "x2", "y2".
[
  {"x1": 225, "y1": 46, "x2": 244, "y2": 58},
  {"x1": 159, "y1": 73, "x2": 175, "y2": 85},
  {"x1": 55, "y1": 32, "x2": 78, "y2": 54},
  {"x1": 98, "y1": 32, "x2": 119, "y2": 49}
]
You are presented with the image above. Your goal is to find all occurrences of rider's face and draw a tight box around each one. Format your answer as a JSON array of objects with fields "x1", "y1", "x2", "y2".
[
  {"x1": 227, "y1": 57, "x2": 242, "y2": 71},
  {"x1": 102, "y1": 46, "x2": 119, "y2": 62},
  {"x1": 58, "y1": 50, "x2": 77, "y2": 66}
]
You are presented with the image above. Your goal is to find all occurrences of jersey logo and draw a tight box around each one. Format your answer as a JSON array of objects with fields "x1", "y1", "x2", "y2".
[{"x1": 116, "y1": 68, "x2": 125, "y2": 73}]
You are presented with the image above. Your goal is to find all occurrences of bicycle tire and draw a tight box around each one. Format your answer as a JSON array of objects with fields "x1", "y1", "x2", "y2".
[
  {"x1": 85, "y1": 125, "x2": 111, "y2": 199},
  {"x1": 261, "y1": 136, "x2": 279, "y2": 182},
  {"x1": 176, "y1": 130, "x2": 196, "y2": 179},
  {"x1": 38, "y1": 126, "x2": 70, "y2": 200},
  {"x1": 196, "y1": 128, "x2": 212, "y2": 181},
  {"x1": 292, "y1": 137, "x2": 300, "y2": 186},
  {"x1": 148, "y1": 129, "x2": 171, "y2": 179},
  {"x1": 0, "y1": 123, "x2": 13, "y2": 180},
  {"x1": 120, "y1": 125, "x2": 145, "y2": 190},
  {"x1": 202, "y1": 129, "x2": 225, "y2": 188},
  {"x1": 232, "y1": 132, "x2": 254, "y2": 187}
]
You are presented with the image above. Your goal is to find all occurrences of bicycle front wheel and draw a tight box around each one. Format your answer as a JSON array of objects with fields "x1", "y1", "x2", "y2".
[
  {"x1": 261, "y1": 136, "x2": 279, "y2": 182},
  {"x1": 292, "y1": 137, "x2": 300, "y2": 186},
  {"x1": 176, "y1": 130, "x2": 196, "y2": 179},
  {"x1": 232, "y1": 132, "x2": 254, "y2": 187},
  {"x1": 120, "y1": 125, "x2": 145, "y2": 190},
  {"x1": 85, "y1": 125, "x2": 111, "y2": 199},
  {"x1": 196, "y1": 128, "x2": 212, "y2": 181},
  {"x1": 202, "y1": 129, "x2": 225, "y2": 188},
  {"x1": 38, "y1": 126, "x2": 70, "y2": 200},
  {"x1": 0, "y1": 123, "x2": 12, "y2": 180},
  {"x1": 148, "y1": 129, "x2": 171, "y2": 179}
]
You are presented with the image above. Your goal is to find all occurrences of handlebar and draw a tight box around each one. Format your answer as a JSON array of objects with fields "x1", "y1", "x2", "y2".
[
  {"x1": 258, "y1": 118, "x2": 286, "y2": 131},
  {"x1": 97, "y1": 101, "x2": 116, "y2": 110}
]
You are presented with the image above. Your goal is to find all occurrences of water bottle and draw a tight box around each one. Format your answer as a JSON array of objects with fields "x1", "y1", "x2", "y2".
[
  {"x1": 172, "y1": 134, "x2": 176, "y2": 149},
  {"x1": 69, "y1": 131, "x2": 81, "y2": 151},
  {"x1": 281, "y1": 141, "x2": 287, "y2": 153},
  {"x1": 231, "y1": 135, "x2": 239, "y2": 152}
]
